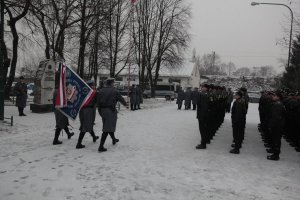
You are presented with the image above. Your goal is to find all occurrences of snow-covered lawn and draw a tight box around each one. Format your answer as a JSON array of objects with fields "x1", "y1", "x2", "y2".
[{"x1": 0, "y1": 101, "x2": 300, "y2": 200}]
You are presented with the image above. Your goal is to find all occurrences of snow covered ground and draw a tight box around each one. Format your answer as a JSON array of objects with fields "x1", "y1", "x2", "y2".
[{"x1": 0, "y1": 100, "x2": 300, "y2": 200}]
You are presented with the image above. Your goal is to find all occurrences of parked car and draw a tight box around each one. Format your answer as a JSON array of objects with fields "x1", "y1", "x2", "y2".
[
  {"x1": 143, "y1": 83, "x2": 179, "y2": 100},
  {"x1": 27, "y1": 83, "x2": 35, "y2": 96}
]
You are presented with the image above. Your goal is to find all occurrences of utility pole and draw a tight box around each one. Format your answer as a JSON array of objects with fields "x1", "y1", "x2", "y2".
[{"x1": 0, "y1": 0, "x2": 5, "y2": 120}]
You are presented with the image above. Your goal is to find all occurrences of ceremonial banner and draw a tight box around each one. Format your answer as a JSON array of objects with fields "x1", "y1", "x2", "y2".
[
  {"x1": 55, "y1": 63, "x2": 67, "y2": 108},
  {"x1": 56, "y1": 63, "x2": 94, "y2": 120}
]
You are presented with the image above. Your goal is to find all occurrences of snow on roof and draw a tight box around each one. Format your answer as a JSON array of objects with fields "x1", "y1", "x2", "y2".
[{"x1": 160, "y1": 60, "x2": 195, "y2": 77}]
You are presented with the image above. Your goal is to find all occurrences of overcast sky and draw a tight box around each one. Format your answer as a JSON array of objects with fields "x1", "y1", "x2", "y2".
[{"x1": 187, "y1": 0, "x2": 300, "y2": 72}]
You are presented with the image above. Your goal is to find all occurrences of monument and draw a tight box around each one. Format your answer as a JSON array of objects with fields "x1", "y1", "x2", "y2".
[{"x1": 30, "y1": 60, "x2": 56, "y2": 113}]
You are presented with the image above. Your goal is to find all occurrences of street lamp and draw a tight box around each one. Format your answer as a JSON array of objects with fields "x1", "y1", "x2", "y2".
[{"x1": 251, "y1": 2, "x2": 293, "y2": 69}]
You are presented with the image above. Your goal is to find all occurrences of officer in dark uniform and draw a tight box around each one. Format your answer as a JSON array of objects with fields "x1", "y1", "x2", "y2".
[
  {"x1": 97, "y1": 78, "x2": 128, "y2": 152},
  {"x1": 14, "y1": 76, "x2": 28, "y2": 116},
  {"x1": 191, "y1": 87, "x2": 199, "y2": 110},
  {"x1": 184, "y1": 87, "x2": 192, "y2": 110},
  {"x1": 176, "y1": 87, "x2": 185, "y2": 110},
  {"x1": 230, "y1": 91, "x2": 246, "y2": 154},
  {"x1": 76, "y1": 80, "x2": 99, "y2": 149},
  {"x1": 52, "y1": 73, "x2": 74, "y2": 145},
  {"x1": 196, "y1": 84, "x2": 210, "y2": 149},
  {"x1": 129, "y1": 84, "x2": 137, "y2": 111},
  {"x1": 267, "y1": 91, "x2": 286, "y2": 161}
]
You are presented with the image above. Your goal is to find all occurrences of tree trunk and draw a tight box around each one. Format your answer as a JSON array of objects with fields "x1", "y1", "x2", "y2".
[{"x1": 4, "y1": 22, "x2": 18, "y2": 99}]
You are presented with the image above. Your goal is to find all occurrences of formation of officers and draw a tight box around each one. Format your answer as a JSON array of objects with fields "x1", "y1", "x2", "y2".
[
  {"x1": 53, "y1": 77, "x2": 128, "y2": 152},
  {"x1": 51, "y1": 71, "x2": 298, "y2": 160},
  {"x1": 192, "y1": 84, "x2": 247, "y2": 153},
  {"x1": 259, "y1": 90, "x2": 300, "y2": 160}
]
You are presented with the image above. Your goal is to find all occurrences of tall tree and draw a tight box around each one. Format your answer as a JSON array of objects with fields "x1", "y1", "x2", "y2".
[
  {"x1": 3, "y1": 0, "x2": 30, "y2": 99},
  {"x1": 281, "y1": 34, "x2": 300, "y2": 90}
]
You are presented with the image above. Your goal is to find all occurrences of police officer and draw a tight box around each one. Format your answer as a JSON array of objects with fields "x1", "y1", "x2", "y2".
[
  {"x1": 14, "y1": 76, "x2": 28, "y2": 116},
  {"x1": 129, "y1": 84, "x2": 137, "y2": 111},
  {"x1": 191, "y1": 87, "x2": 199, "y2": 110},
  {"x1": 97, "y1": 78, "x2": 128, "y2": 152},
  {"x1": 176, "y1": 87, "x2": 185, "y2": 110},
  {"x1": 76, "y1": 80, "x2": 99, "y2": 149},
  {"x1": 267, "y1": 91, "x2": 286, "y2": 161},
  {"x1": 196, "y1": 84, "x2": 210, "y2": 149},
  {"x1": 184, "y1": 87, "x2": 192, "y2": 110},
  {"x1": 52, "y1": 73, "x2": 74, "y2": 145},
  {"x1": 230, "y1": 91, "x2": 246, "y2": 154}
]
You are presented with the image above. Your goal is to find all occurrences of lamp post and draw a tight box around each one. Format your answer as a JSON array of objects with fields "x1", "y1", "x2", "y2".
[{"x1": 251, "y1": 2, "x2": 293, "y2": 69}]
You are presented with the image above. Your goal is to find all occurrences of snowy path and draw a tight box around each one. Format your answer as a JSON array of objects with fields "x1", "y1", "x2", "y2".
[{"x1": 0, "y1": 102, "x2": 300, "y2": 200}]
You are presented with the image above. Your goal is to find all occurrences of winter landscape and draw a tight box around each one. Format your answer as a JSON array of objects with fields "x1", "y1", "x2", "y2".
[{"x1": 0, "y1": 100, "x2": 300, "y2": 200}]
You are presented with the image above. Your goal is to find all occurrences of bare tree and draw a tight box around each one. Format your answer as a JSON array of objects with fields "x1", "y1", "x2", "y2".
[{"x1": 3, "y1": 0, "x2": 30, "y2": 99}]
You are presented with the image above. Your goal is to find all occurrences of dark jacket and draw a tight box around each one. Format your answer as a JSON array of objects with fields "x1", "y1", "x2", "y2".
[
  {"x1": 191, "y1": 90, "x2": 199, "y2": 104},
  {"x1": 176, "y1": 90, "x2": 185, "y2": 104},
  {"x1": 231, "y1": 98, "x2": 246, "y2": 124},
  {"x1": 53, "y1": 89, "x2": 69, "y2": 129},
  {"x1": 97, "y1": 85, "x2": 127, "y2": 132},
  {"x1": 14, "y1": 82, "x2": 27, "y2": 108},
  {"x1": 79, "y1": 91, "x2": 97, "y2": 132},
  {"x1": 197, "y1": 92, "x2": 209, "y2": 121},
  {"x1": 184, "y1": 90, "x2": 192, "y2": 105},
  {"x1": 269, "y1": 101, "x2": 286, "y2": 131},
  {"x1": 129, "y1": 87, "x2": 137, "y2": 104}
]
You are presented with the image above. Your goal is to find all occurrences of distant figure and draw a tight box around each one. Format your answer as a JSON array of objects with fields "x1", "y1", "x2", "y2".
[
  {"x1": 76, "y1": 80, "x2": 99, "y2": 149},
  {"x1": 97, "y1": 78, "x2": 128, "y2": 152},
  {"x1": 191, "y1": 87, "x2": 199, "y2": 110},
  {"x1": 184, "y1": 88, "x2": 192, "y2": 110},
  {"x1": 176, "y1": 87, "x2": 185, "y2": 110},
  {"x1": 129, "y1": 84, "x2": 137, "y2": 111},
  {"x1": 14, "y1": 76, "x2": 28, "y2": 116},
  {"x1": 136, "y1": 85, "x2": 142, "y2": 109}
]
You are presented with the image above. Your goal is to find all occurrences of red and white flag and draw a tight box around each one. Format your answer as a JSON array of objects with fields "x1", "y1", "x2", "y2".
[{"x1": 55, "y1": 63, "x2": 67, "y2": 108}]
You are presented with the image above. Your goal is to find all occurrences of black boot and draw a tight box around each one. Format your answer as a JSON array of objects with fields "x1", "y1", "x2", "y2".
[
  {"x1": 98, "y1": 132, "x2": 108, "y2": 152},
  {"x1": 267, "y1": 154, "x2": 279, "y2": 161},
  {"x1": 90, "y1": 130, "x2": 99, "y2": 142},
  {"x1": 195, "y1": 143, "x2": 206, "y2": 149},
  {"x1": 76, "y1": 132, "x2": 86, "y2": 149},
  {"x1": 53, "y1": 128, "x2": 63, "y2": 145},
  {"x1": 229, "y1": 148, "x2": 240, "y2": 154},
  {"x1": 64, "y1": 127, "x2": 74, "y2": 139},
  {"x1": 109, "y1": 132, "x2": 119, "y2": 145}
]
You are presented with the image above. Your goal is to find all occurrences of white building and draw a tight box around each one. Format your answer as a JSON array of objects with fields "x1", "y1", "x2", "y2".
[{"x1": 97, "y1": 60, "x2": 200, "y2": 89}]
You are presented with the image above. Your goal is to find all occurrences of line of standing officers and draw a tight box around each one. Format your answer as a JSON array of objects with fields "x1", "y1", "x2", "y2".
[
  {"x1": 195, "y1": 84, "x2": 250, "y2": 155},
  {"x1": 195, "y1": 84, "x2": 231, "y2": 149},
  {"x1": 259, "y1": 90, "x2": 300, "y2": 161},
  {"x1": 129, "y1": 84, "x2": 143, "y2": 111}
]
